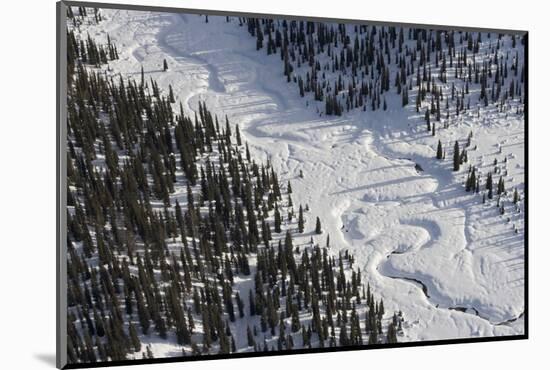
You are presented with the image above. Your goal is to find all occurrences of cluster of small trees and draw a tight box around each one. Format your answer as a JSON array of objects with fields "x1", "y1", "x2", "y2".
[
  {"x1": 433, "y1": 131, "x2": 521, "y2": 219},
  {"x1": 67, "y1": 6, "x2": 117, "y2": 72},
  {"x1": 67, "y1": 28, "x2": 119, "y2": 72},
  {"x1": 240, "y1": 18, "x2": 525, "y2": 121},
  {"x1": 66, "y1": 12, "x2": 403, "y2": 364}
]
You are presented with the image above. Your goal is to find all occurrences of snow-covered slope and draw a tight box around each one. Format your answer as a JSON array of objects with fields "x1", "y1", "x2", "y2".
[{"x1": 77, "y1": 8, "x2": 524, "y2": 348}]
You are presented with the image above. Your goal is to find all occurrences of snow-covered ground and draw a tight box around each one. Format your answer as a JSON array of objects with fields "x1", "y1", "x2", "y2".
[{"x1": 78, "y1": 8, "x2": 524, "y2": 350}]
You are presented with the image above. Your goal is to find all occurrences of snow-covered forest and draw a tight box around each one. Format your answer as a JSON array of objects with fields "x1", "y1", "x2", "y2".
[{"x1": 65, "y1": 5, "x2": 525, "y2": 365}]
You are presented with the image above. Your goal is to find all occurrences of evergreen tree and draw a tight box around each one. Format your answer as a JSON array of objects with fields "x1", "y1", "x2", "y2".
[
  {"x1": 453, "y1": 141, "x2": 460, "y2": 171},
  {"x1": 315, "y1": 217, "x2": 322, "y2": 234},
  {"x1": 236, "y1": 124, "x2": 242, "y2": 146},
  {"x1": 247, "y1": 326, "x2": 255, "y2": 347},
  {"x1": 425, "y1": 109, "x2": 431, "y2": 132},
  {"x1": 436, "y1": 140, "x2": 443, "y2": 160},
  {"x1": 298, "y1": 205, "x2": 305, "y2": 233},
  {"x1": 128, "y1": 323, "x2": 141, "y2": 352},
  {"x1": 486, "y1": 172, "x2": 494, "y2": 199}
]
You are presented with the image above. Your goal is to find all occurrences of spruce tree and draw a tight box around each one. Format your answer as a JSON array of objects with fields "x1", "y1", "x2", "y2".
[
  {"x1": 247, "y1": 326, "x2": 255, "y2": 347},
  {"x1": 298, "y1": 205, "x2": 305, "y2": 233},
  {"x1": 315, "y1": 217, "x2": 322, "y2": 234},
  {"x1": 425, "y1": 109, "x2": 431, "y2": 131},
  {"x1": 128, "y1": 323, "x2": 141, "y2": 352},
  {"x1": 236, "y1": 124, "x2": 242, "y2": 146},
  {"x1": 436, "y1": 140, "x2": 443, "y2": 159},
  {"x1": 486, "y1": 172, "x2": 494, "y2": 199},
  {"x1": 453, "y1": 141, "x2": 460, "y2": 171}
]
